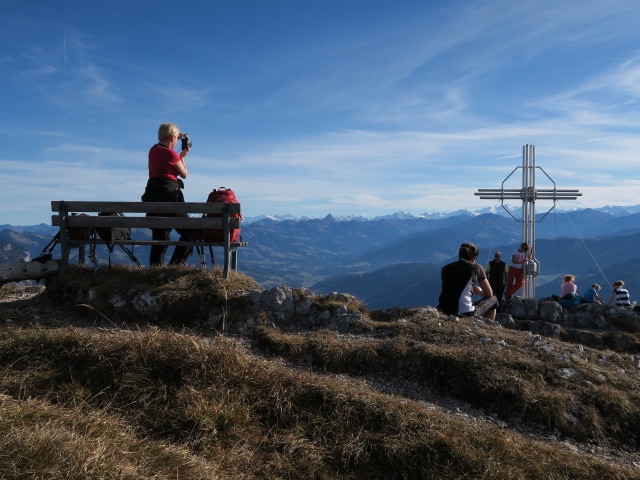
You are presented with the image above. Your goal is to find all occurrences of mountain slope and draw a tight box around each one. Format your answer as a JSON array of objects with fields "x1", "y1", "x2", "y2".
[{"x1": 311, "y1": 263, "x2": 442, "y2": 309}]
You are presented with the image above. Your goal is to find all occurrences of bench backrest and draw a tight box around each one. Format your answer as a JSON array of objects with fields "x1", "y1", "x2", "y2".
[{"x1": 51, "y1": 201, "x2": 241, "y2": 230}]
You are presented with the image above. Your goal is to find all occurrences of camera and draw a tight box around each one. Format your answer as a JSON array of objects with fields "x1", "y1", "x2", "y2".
[{"x1": 181, "y1": 134, "x2": 192, "y2": 150}]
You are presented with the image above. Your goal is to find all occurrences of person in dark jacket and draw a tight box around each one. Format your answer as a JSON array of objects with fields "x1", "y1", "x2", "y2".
[
  {"x1": 438, "y1": 242, "x2": 497, "y2": 320},
  {"x1": 141, "y1": 122, "x2": 193, "y2": 266},
  {"x1": 486, "y1": 251, "x2": 508, "y2": 304}
]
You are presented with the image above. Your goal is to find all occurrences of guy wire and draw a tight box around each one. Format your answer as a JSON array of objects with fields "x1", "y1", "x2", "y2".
[{"x1": 557, "y1": 201, "x2": 611, "y2": 289}]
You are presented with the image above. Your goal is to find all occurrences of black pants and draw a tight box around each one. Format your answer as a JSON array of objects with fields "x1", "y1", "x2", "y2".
[
  {"x1": 141, "y1": 177, "x2": 193, "y2": 266},
  {"x1": 490, "y1": 282, "x2": 505, "y2": 304}
]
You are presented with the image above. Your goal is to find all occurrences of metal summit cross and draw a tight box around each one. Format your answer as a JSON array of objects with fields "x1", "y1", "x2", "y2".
[{"x1": 474, "y1": 145, "x2": 582, "y2": 298}]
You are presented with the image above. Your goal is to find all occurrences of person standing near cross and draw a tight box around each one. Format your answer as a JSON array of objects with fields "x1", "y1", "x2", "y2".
[
  {"x1": 505, "y1": 242, "x2": 531, "y2": 299},
  {"x1": 486, "y1": 251, "x2": 508, "y2": 304}
]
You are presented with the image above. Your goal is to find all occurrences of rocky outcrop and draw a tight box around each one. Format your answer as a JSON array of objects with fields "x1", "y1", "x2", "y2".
[
  {"x1": 500, "y1": 297, "x2": 640, "y2": 330},
  {"x1": 48, "y1": 278, "x2": 640, "y2": 353},
  {"x1": 497, "y1": 297, "x2": 640, "y2": 352},
  {"x1": 208, "y1": 286, "x2": 365, "y2": 335}
]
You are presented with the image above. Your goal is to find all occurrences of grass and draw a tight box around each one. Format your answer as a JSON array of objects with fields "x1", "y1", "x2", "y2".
[
  {"x1": 45, "y1": 265, "x2": 259, "y2": 326},
  {"x1": 1, "y1": 270, "x2": 640, "y2": 478},
  {"x1": 0, "y1": 326, "x2": 637, "y2": 479},
  {"x1": 252, "y1": 310, "x2": 640, "y2": 446}
]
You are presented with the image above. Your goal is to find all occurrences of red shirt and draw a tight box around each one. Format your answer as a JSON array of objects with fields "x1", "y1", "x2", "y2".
[{"x1": 148, "y1": 144, "x2": 181, "y2": 180}]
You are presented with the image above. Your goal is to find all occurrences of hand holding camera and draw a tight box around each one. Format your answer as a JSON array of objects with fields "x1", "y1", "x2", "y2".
[{"x1": 179, "y1": 133, "x2": 192, "y2": 152}]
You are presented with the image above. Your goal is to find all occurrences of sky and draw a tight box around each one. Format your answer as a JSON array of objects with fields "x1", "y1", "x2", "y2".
[{"x1": 3, "y1": 0, "x2": 640, "y2": 225}]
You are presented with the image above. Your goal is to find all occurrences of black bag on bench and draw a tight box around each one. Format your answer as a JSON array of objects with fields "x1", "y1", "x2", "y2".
[
  {"x1": 94, "y1": 212, "x2": 141, "y2": 267},
  {"x1": 95, "y1": 212, "x2": 131, "y2": 245}
]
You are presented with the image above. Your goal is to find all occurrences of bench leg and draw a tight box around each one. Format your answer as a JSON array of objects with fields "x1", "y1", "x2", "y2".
[
  {"x1": 231, "y1": 248, "x2": 238, "y2": 270},
  {"x1": 223, "y1": 250, "x2": 230, "y2": 279},
  {"x1": 60, "y1": 243, "x2": 70, "y2": 274}
]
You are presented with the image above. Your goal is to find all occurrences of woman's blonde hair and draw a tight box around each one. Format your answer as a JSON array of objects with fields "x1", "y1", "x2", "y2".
[
  {"x1": 563, "y1": 274, "x2": 575, "y2": 282},
  {"x1": 592, "y1": 283, "x2": 601, "y2": 290},
  {"x1": 613, "y1": 280, "x2": 625, "y2": 288},
  {"x1": 158, "y1": 123, "x2": 180, "y2": 142}
]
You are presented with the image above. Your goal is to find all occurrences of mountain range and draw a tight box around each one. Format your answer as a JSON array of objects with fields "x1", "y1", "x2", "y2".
[{"x1": 3, "y1": 205, "x2": 640, "y2": 309}]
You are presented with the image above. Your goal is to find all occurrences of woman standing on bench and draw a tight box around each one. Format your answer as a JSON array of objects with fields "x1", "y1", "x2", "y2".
[{"x1": 141, "y1": 122, "x2": 193, "y2": 266}]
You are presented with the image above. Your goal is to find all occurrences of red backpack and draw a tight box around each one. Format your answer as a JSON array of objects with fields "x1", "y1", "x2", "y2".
[
  {"x1": 67, "y1": 213, "x2": 91, "y2": 240},
  {"x1": 197, "y1": 187, "x2": 242, "y2": 242}
]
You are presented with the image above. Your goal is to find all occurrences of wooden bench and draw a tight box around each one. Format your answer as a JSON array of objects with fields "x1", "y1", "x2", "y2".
[{"x1": 51, "y1": 201, "x2": 247, "y2": 278}]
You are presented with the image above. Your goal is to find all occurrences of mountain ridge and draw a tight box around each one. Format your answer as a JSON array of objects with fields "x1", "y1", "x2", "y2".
[{"x1": 4, "y1": 205, "x2": 640, "y2": 308}]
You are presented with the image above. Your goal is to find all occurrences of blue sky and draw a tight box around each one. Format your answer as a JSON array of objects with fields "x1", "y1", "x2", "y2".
[{"x1": 3, "y1": 0, "x2": 640, "y2": 225}]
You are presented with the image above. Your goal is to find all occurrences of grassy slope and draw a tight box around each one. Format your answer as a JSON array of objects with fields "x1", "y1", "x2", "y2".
[{"x1": 0, "y1": 270, "x2": 639, "y2": 479}]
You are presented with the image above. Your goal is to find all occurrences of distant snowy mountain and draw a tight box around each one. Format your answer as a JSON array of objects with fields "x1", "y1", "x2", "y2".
[
  {"x1": 244, "y1": 204, "x2": 640, "y2": 224},
  {"x1": 587, "y1": 205, "x2": 640, "y2": 216},
  {"x1": 243, "y1": 214, "x2": 312, "y2": 224}
]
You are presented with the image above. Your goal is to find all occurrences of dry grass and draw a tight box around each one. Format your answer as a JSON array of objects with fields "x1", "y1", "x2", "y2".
[
  {"x1": 2, "y1": 271, "x2": 640, "y2": 478},
  {"x1": 0, "y1": 324, "x2": 638, "y2": 479},
  {"x1": 253, "y1": 310, "x2": 640, "y2": 448},
  {"x1": 0, "y1": 394, "x2": 221, "y2": 480},
  {"x1": 45, "y1": 265, "x2": 259, "y2": 326}
]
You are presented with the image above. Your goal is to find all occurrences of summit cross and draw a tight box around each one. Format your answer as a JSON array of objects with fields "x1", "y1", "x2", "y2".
[{"x1": 475, "y1": 145, "x2": 582, "y2": 298}]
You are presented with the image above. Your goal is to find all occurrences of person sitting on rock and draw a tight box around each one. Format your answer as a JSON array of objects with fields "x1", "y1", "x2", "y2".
[
  {"x1": 558, "y1": 274, "x2": 582, "y2": 308},
  {"x1": 582, "y1": 283, "x2": 604, "y2": 304},
  {"x1": 437, "y1": 242, "x2": 497, "y2": 320},
  {"x1": 607, "y1": 280, "x2": 631, "y2": 308},
  {"x1": 560, "y1": 274, "x2": 577, "y2": 299}
]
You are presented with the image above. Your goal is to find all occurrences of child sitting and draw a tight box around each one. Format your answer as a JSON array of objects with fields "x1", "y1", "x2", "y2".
[{"x1": 582, "y1": 283, "x2": 604, "y2": 304}]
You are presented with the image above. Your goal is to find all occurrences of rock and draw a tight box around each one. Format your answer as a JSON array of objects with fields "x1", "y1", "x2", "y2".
[
  {"x1": 418, "y1": 306, "x2": 438, "y2": 316},
  {"x1": 530, "y1": 320, "x2": 561, "y2": 338},
  {"x1": 110, "y1": 294, "x2": 127, "y2": 308},
  {"x1": 496, "y1": 313, "x2": 516, "y2": 329},
  {"x1": 505, "y1": 297, "x2": 539, "y2": 319},
  {"x1": 574, "y1": 312, "x2": 593, "y2": 328},
  {"x1": 132, "y1": 291, "x2": 161, "y2": 312},
  {"x1": 87, "y1": 288, "x2": 98, "y2": 302},
  {"x1": 593, "y1": 314, "x2": 608, "y2": 329},
  {"x1": 538, "y1": 301, "x2": 562, "y2": 323},
  {"x1": 559, "y1": 368, "x2": 578, "y2": 378},
  {"x1": 295, "y1": 298, "x2": 313, "y2": 315}
]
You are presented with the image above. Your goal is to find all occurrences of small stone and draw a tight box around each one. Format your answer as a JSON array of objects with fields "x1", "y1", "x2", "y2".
[{"x1": 559, "y1": 368, "x2": 578, "y2": 379}]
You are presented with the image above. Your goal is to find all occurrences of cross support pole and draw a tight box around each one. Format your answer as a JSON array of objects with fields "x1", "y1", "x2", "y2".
[{"x1": 474, "y1": 145, "x2": 582, "y2": 298}]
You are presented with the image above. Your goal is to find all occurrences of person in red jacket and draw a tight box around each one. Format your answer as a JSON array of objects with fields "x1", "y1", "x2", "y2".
[
  {"x1": 141, "y1": 123, "x2": 193, "y2": 266},
  {"x1": 505, "y1": 242, "x2": 531, "y2": 299}
]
